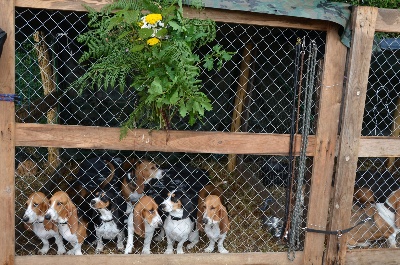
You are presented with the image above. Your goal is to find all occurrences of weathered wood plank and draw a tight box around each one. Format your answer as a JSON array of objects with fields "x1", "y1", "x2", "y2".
[
  {"x1": 359, "y1": 137, "x2": 400, "y2": 157},
  {"x1": 15, "y1": 123, "x2": 315, "y2": 155},
  {"x1": 0, "y1": 0, "x2": 16, "y2": 264},
  {"x1": 324, "y1": 6, "x2": 378, "y2": 265},
  {"x1": 15, "y1": 252, "x2": 303, "y2": 265},
  {"x1": 345, "y1": 249, "x2": 400, "y2": 265},
  {"x1": 303, "y1": 23, "x2": 347, "y2": 265},
  {"x1": 14, "y1": 0, "x2": 329, "y2": 30},
  {"x1": 375, "y1": 8, "x2": 400, "y2": 33}
]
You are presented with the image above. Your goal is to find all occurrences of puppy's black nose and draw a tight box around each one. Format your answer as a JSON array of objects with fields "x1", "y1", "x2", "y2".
[
  {"x1": 157, "y1": 222, "x2": 163, "y2": 228},
  {"x1": 22, "y1": 216, "x2": 29, "y2": 222},
  {"x1": 44, "y1": 214, "x2": 51, "y2": 220},
  {"x1": 90, "y1": 199, "x2": 96, "y2": 206},
  {"x1": 202, "y1": 218, "x2": 208, "y2": 225}
]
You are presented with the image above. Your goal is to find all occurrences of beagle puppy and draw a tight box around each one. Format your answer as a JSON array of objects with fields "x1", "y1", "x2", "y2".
[
  {"x1": 348, "y1": 188, "x2": 400, "y2": 248},
  {"x1": 22, "y1": 192, "x2": 66, "y2": 255},
  {"x1": 45, "y1": 191, "x2": 88, "y2": 255},
  {"x1": 202, "y1": 195, "x2": 230, "y2": 253},
  {"x1": 120, "y1": 159, "x2": 164, "y2": 204},
  {"x1": 160, "y1": 190, "x2": 199, "y2": 254},
  {"x1": 196, "y1": 181, "x2": 226, "y2": 232},
  {"x1": 124, "y1": 196, "x2": 163, "y2": 254},
  {"x1": 90, "y1": 190, "x2": 127, "y2": 253}
]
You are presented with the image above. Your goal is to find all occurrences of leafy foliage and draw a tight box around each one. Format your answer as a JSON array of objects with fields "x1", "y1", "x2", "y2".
[
  {"x1": 330, "y1": 0, "x2": 400, "y2": 9},
  {"x1": 72, "y1": 0, "x2": 234, "y2": 132}
]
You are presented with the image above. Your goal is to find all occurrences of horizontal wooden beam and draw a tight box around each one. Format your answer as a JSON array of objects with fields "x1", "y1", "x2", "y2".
[
  {"x1": 14, "y1": 0, "x2": 329, "y2": 30},
  {"x1": 15, "y1": 124, "x2": 400, "y2": 157},
  {"x1": 15, "y1": 123, "x2": 313, "y2": 156},
  {"x1": 375, "y1": 8, "x2": 400, "y2": 33},
  {"x1": 15, "y1": 252, "x2": 303, "y2": 265},
  {"x1": 345, "y1": 249, "x2": 400, "y2": 265}
]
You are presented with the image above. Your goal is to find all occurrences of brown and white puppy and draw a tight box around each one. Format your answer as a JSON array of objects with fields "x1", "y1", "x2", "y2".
[
  {"x1": 124, "y1": 196, "x2": 163, "y2": 254},
  {"x1": 22, "y1": 192, "x2": 66, "y2": 255},
  {"x1": 348, "y1": 189, "x2": 400, "y2": 249},
  {"x1": 197, "y1": 181, "x2": 226, "y2": 232},
  {"x1": 45, "y1": 191, "x2": 88, "y2": 255},
  {"x1": 201, "y1": 195, "x2": 230, "y2": 253},
  {"x1": 120, "y1": 159, "x2": 164, "y2": 204}
]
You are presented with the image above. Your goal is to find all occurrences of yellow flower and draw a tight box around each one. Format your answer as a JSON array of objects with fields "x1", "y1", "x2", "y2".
[
  {"x1": 145, "y1": 14, "x2": 162, "y2": 25},
  {"x1": 138, "y1": 21, "x2": 144, "y2": 27},
  {"x1": 147, "y1": 37, "x2": 160, "y2": 46}
]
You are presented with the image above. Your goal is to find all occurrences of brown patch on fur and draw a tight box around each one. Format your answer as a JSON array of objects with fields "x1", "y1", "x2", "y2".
[
  {"x1": 133, "y1": 196, "x2": 159, "y2": 237},
  {"x1": 49, "y1": 191, "x2": 87, "y2": 243},
  {"x1": 120, "y1": 159, "x2": 162, "y2": 201},
  {"x1": 197, "y1": 182, "x2": 225, "y2": 231},
  {"x1": 204, "y1": 195, "x2": 230, "y2": 233},
  {"x1": 25, "y1": 192, "x2": 57, "y2": 231},
  {"x1": 347, "y1": 204, "x2": 395, "y2": 247},
  {"x1": 354, "y1": 187, "x2": 375, "y2": 206}
]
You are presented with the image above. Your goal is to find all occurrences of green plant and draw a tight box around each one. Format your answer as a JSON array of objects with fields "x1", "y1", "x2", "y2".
[
  {"x1": 330, "y1": 0, "x2": 400, "y2": 8},
  {"x1": 72, "y1": 0, "x2": 234, "y2": 133}
]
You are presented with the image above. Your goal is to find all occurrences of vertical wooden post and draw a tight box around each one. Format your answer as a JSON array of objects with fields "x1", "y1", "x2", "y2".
[
  {"x1": 0, "y1": 0, "x2": 15, "y2": 264},
  {"x1": 227, "y1": 43, "x2": 253, "y2": 172},
  {"x1": 324, "y1": 6, "x2": 377, "y2": 265},
  {"x1": 303, "y1": 23, "x2": 347, "y2": 265},
  {"x1": 33, "y1": 31, "x2": 60, "y2": 173}
]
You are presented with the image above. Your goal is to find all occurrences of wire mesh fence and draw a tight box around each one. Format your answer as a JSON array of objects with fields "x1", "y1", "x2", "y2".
[
  {"x1": 349, "y1": 36, "x2": 400, "y2": 249},
  {"x1": 14, "y1": 7, "x2": 325, "y2": 255}
]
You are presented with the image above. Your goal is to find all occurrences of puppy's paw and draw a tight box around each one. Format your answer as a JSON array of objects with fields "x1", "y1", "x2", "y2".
[
  {"x1": 218, "y1": 247, "x2": 229, "y2": 253},
  {"x1": 204, "y1": 246, "x2": 213, "y2": 253}
]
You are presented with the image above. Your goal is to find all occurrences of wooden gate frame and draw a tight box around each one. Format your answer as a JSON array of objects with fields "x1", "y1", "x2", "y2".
[{"x1": 1, "y1": 1, "x2": 400, "y2": 265}]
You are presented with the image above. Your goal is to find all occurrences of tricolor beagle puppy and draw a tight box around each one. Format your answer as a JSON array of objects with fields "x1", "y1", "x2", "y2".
[
  {"x1": 120, "y1": 159, "x2": 164, "y2": 204},
  {"x1": 160, "y1": 190, "x2": 199, "y2": 254},
  {"x1": 45, "y1": 191, "x2": 88, "y2": 255},
  {"x1": 201, "y1": 195, "x2": 230, "y2": 253},
  {"x1": 90, "y1": 190, "x2": 127, "y2": 253},
  {"x1": 22, "y1": 192, "x2": 66, "y2": 255},
  {"x1": 124, "y1": 196, "x2": 163, "y2": 254},
  {"x1": 348, "y1": 188, "x2": 400, "y2": 248}
]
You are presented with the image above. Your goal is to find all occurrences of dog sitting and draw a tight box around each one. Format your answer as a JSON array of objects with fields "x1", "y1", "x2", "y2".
[
  {"x1": 90, "y1": 190, "x2": 127, "y2": 253},
  {"x1": 347, "y1": 188, "x2": 400, "y2": 248},
  {"x1": 45, "y1": 191, "x2": 88, "y2": 255},
  {"x1": 124, "y1": 196, "x2": 163, "y2": 254},
  {"x1": 196, "y1": 181, "x2": 226, "y2": 232},
  {"x1": 201, "y1": 195, "x2": 230, "y2": 253},
  {"x1": 160, "y1": 190, "x2": 199, "y2": 254},
  {"x1": 22, "y1": 192, "x2": 66, "y2": 255}
]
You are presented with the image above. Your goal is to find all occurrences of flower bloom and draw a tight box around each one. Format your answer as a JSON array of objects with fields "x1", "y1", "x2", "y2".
[
  {"x1": 147, "y1": 37, "x2": 160, "y2": 46},
  {"x1": 145, "y1": 14, "x2": 162, "y2": 25}
]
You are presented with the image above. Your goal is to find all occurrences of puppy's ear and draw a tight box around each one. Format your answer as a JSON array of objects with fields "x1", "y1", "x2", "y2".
[
  {"x1": 38, "y1": 199, "x2": 49, "y2": 216},
  {"x1": 218, "y1": 205, "x2": 230, "y2": 234},
  {"x1": 66, "y1": 200, "x2": 79, "y2": 235},
  {"x1": 133, "y1": 203, "x2": 145, "y2": 237}
]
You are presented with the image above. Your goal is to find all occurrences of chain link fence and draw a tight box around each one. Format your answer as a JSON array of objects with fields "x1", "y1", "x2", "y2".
[
  {"x1": 14, "y1": 8, "x2": 326, "y2": 255},
  {"x1": 350, "y1": 36, "x2": 400, "y2": 249}
]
